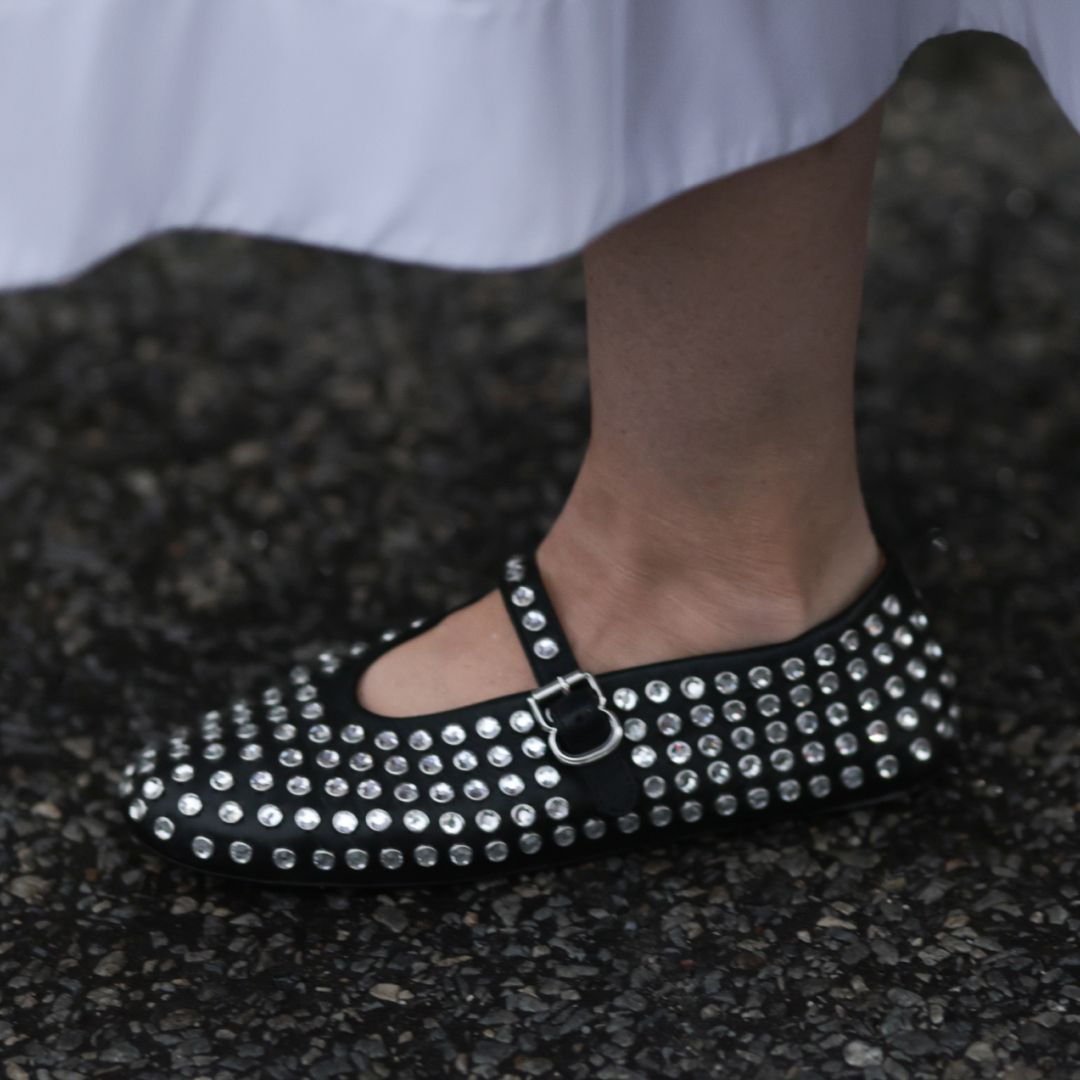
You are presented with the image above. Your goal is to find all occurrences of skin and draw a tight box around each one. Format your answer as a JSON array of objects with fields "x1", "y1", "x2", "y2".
[{"x1": 358, "y1": 97, "x2": 888, "y2": 717}]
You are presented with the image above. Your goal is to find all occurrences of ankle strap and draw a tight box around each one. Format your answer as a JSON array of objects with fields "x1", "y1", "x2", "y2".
[
  {"x1": 497, "y1": 552, "x2": 639, "y2": 815},
  {"x1": 497, "y1": 552, "x2": 583, "y2": 684}
]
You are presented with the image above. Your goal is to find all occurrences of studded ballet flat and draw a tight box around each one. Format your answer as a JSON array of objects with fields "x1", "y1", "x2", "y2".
[{"x1": 120, "y1": 546, "x2": 963, "y2": 887}]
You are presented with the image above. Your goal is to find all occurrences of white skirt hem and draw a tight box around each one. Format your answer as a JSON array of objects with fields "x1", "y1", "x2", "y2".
[{"x1": 1, "y1": 0, "x2": 1078, "y2": 290}]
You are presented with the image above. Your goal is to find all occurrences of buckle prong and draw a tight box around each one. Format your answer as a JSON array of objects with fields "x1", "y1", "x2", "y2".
[{"x1": 526, "y1": 670, "x2": 623, "y2": 766}]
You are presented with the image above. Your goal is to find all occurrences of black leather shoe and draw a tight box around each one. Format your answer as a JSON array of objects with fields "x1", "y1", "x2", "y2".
[{"x1": 120, "y1": 546, "x2": 962, "y2": 887}]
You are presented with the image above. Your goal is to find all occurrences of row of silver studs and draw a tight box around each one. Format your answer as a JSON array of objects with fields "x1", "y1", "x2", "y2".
[
  {"x1": 174, "y1": 830, "x2": 595, "y2": 869},
  {"x1": 508, "y1": 569, "x2": 561, "y2": 663}
]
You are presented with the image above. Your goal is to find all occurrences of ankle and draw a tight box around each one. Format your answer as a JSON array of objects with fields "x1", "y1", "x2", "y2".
[{"x1": 535, "y1": 486, "x2": 882, "y2": 667}]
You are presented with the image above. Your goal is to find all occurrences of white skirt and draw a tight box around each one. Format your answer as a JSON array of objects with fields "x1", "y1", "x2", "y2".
[{"x1": 1, "y1": 0, "x2": 1078, "y2": 290}]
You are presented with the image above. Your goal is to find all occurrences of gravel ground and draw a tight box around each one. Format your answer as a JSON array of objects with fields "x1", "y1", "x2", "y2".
[{"x1": 3, "y1": 32, "x2": 1080, "y2": 1080}]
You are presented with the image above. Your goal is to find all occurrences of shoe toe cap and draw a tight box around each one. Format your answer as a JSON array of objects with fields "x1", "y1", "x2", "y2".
[{"x1": 117, "y1": 718, "x2": 400, "y2": 882}]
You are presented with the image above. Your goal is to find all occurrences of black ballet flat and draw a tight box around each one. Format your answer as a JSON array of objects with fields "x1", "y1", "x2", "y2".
[{"x1": 119, "y1": 546, "x2": 962, "y2": 887}]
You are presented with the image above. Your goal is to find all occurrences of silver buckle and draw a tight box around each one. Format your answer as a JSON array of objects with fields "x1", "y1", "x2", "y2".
[{"x1": 526, "y1": 670, "x2": 623, "y2": 766}]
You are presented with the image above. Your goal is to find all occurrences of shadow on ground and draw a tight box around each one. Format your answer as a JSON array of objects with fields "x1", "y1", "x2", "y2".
[{"x1": 2, "y1": 33, "x2": 1080, "y2": 1080}]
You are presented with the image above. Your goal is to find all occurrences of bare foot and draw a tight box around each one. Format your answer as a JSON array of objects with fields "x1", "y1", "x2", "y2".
[
  {"x1": 358, "y1": 590, "x2": 537, "y2": 717},
  {"x1": 356, "y1": 494, "x2": 885, "y2": 717}
]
